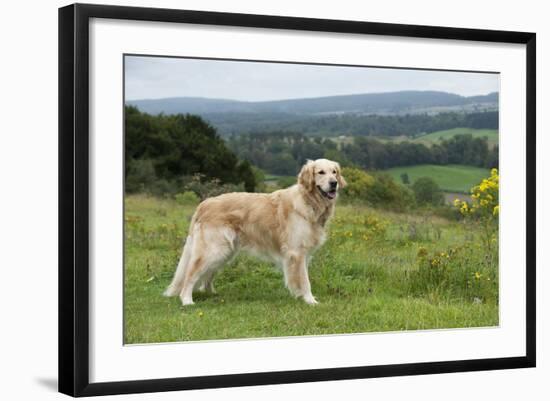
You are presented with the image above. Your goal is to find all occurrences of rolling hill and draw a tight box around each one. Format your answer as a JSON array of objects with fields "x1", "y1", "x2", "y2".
[
  {"x1": 127, "y1": 91, "x2": 498, "y2": 117},
  {"x1": 385, "y1": 164, "x2": 489, "y2": 193}
]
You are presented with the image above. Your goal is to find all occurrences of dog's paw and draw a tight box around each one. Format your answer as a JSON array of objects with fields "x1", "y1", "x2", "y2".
[
  {"x1": 303, "y1": 294, "x2": 319, "y2": 305},
  {"x1": 180, "y1": 297, "x2": 195, "y2": 306}
]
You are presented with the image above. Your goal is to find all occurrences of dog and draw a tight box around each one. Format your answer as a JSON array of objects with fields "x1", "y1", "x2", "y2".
[{"x1": 164, "y1": 158, "x2": 346, "y2": 306}]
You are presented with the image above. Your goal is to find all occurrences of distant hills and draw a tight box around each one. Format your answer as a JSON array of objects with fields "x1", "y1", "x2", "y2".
[
  {"x1": 127, "y1": 90, "x2": 498, "y2": 116},
  {"x1": 126, "y1": 91, "x2": 498, "y2": 136}
]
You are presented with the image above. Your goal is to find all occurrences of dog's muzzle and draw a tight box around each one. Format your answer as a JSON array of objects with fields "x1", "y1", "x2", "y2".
[{"x1": 317, "y1": 184, "x2": 337, "y2": 200}]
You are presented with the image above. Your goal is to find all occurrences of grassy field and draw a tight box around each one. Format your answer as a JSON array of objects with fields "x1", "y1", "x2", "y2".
[
  {"x1": 124, "y1": 194, "x2": 498, "y2": 344},
  {"x1": 370, "y1": 128, "x2": 498, "y2": 149},
  {"x1": 385, "y1": 164, "x2": 490, "y2": 193},
  {"x1": 413, "y1": 128, "x2": 498, "y2": 149}
]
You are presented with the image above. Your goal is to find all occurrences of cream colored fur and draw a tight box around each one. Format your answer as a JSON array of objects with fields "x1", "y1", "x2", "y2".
[{"x1": 164, "y1": 159, "x2": 346, "y2": 306}]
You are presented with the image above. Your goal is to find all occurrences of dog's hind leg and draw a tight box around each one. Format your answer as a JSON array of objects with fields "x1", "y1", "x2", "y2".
[
  {"x1": 179, "y1": 226, "x2": 237, "y2": 306},
  {"x1": 197, "y1": 269, "x2": 217, "y2": 294},
  {"x1": 163, "y1": 235, "x2": 194, "y2": 297}
]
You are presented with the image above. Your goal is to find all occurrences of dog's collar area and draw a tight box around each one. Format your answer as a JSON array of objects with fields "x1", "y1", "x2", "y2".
[{"x1": 317, "y1": 185, "x2": 337, "y2": 200}]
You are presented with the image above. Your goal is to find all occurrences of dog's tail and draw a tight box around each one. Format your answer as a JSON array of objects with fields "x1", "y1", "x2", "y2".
[{"x1": 163, "y1": 233, "x2": 194, "y2": 297}]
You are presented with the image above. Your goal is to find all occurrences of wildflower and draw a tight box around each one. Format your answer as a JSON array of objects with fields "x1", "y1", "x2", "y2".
[
  {"x1": 474, "y1": 272, "x2": 482, "y2": 280},
  {"x1": 493, "y1": 205, "x2": 499, "y2": 216},
  {"x1": 454, "y1": 199, "x2": 461, "y2": 207},
  {"x1": 198, "y1": 311, "x2": 204, "y2": 318}
]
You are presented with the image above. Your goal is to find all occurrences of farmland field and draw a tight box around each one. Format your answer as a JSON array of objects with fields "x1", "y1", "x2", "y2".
[
  {"x1": 124, "y1": 194, "x2": 498, "y2": 344},
  {"x1": 369, "y1": 128, "x2": 498, "y2": 149},
  {"x1": 385, "y1": 164, "x2": 490, "y2": 193},
  {"x1": 413, "y1": 128, "x2": 498, "y2": 149}
]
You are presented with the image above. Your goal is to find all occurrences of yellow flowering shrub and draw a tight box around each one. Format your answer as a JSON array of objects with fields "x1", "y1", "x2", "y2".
[
  {"x1": 455, "y1": 168, "x2": 499, "y2": 219},
  {"x1": 341, "y1": 167, "x2": 375, "y2": 199},
  {"x1": 454, "y1": 168, "x2": 499, "y2": 249}
]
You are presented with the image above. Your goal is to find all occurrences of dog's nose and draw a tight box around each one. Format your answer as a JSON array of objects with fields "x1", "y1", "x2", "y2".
[{"x1": 330, "y1": 180, "x2": 338, "y2": 189}]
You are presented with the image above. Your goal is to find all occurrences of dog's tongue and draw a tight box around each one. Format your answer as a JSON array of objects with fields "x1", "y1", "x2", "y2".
[{"x1": 327, "y1": 191, "x2": 336, "y2": 199}]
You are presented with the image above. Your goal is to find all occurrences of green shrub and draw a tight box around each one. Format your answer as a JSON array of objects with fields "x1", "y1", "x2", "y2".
[
  {"x1": 341, "y1": 167, "x2": 375, "y2": 199},
  {"x1": 125, "y1": 159, "x2": 157, "y2": 193},
  {"x1": 277, "y1": 176, "x2": 297, "y2": 189},
  {"x1": 174, "y1": 191, "x2": 200, "y2": 205},
  {"x1": 412, "y1": 177, "x2": 444, "y2": 206},
  {"x1": 183, "y1": 174, "x2": 244, "y2": 200},
  {"x1": 367, "y1": 173, "x2": 415, "y2": 212}
]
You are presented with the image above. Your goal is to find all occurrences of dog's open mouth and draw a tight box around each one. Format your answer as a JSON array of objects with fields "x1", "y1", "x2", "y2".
[{"x1": 317, "y1": 186, "x2": 337, "y2": 200}]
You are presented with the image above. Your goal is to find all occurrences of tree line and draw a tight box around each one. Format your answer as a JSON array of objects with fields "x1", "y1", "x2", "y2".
[
  {"x1": 208, "y1": 110, "x2": 498, "y2": 137},
  {"x1": 227, "y1": 132, "x2": 498, "y2": 176}
]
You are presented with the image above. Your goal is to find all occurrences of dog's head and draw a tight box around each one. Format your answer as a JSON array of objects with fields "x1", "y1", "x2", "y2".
[{"x1": 298, "y1": 159, "x2": 347, "y2": 200}]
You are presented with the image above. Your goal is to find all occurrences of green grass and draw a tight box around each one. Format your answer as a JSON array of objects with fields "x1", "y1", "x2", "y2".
[
  {"x1": 385, "y1": 164, "x2": 489, "y2": 193},
  {"x1": 371, "y1": 128, "x2": 498, "y2": 149},
  {"x1": 124, "y1": 194, "x2": 498, "y2": 344},
  {"x1": 413, "y1": 128, "x2": 498, "y2": 149}
]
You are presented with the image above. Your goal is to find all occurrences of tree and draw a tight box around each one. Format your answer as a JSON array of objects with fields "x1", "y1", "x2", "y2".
[
  {"x1": 125, "y1": 106, "x2": 256, "y2": 193},
  {"x1": 400, "y1": 172, "x2": 410, "y2": 185},
  {"x1": 412, "y1": 177, "x2": 444, "y2": 206}
]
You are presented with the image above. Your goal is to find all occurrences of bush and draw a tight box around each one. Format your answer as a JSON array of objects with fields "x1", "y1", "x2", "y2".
[
  {"x1": 174, "y1": 191, "x2": 200, "y2": 205},
  {"x1": 252, "y1": 166, "x2": 267, "y2": 192},
  {"x1": 125, "y1": 159, "x2": 157, "y2": 193},
  {"x1": 341, "y1": 167, "x2": 414, "y2": 211},
  {"x1": 367, "y1": 173, "x2": 415, "y2": 212},
  {"x1": 454, "y1": 168, "x2": 499, "y2": 249},
  {"x1": 341, "y1": 167, "x2": 375, "y2": 199},
  {"x1": 412, "y1": 177, "x2": 444, "y2": 206},
  {"x1": 277, "y1": 176, "x2": 297, "y2": 189},
  {"x1": 183, "y1": 173, "x2": 244, "y2": 201}
]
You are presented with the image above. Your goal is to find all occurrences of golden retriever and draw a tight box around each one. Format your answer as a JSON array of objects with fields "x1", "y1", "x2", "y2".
[{"x1": 164, "y1": 158, "x2": 346, "y2": 306}]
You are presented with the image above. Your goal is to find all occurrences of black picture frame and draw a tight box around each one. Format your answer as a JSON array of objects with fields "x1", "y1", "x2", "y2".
[{"x1": 58, "y1": 3, "x2": 536, "y2": 397}]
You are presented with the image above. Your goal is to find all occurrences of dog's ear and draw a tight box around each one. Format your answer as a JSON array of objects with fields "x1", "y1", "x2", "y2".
[
  {"x1": 298, "y1": 160, "x2": 316, "y2": 192},
  {"x1": 335, "y1": 162, "x2": 347, "y2": 189}
]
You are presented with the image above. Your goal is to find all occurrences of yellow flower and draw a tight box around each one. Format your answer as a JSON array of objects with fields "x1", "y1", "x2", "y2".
[
  {"x1": 474, "y1": 272, "x2": 482, "y2": 280},
  {"x1": 491, "y1": 168, "x2": 498, "y2": 177},
  {"x1": 454, "y1": 198, "x2": 461, "y2": 207},
  {"x1": 493, "y1": 205, "x2": 499, "y2": 216}
]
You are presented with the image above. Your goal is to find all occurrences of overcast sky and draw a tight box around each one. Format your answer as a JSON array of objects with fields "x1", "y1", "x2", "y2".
[{"x1": 125, "y1": 55, "x2": 499, "y2": 102}]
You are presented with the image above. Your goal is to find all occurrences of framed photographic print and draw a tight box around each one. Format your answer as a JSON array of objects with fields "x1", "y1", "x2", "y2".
[{"x1": 58, "y1": 3, "x2": 536, "y2": 397}]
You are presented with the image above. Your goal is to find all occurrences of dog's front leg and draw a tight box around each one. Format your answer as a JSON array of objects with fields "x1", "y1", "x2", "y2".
[{"x1": 283, "y1": 252, "x2": 318, "y2": 305}]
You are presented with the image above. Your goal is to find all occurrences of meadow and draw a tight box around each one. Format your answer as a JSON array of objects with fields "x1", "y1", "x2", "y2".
[
  {"x1": 385, "y1": 164, "x2": 490, "y2": 193},
  {"x1": 412, "y1": 128, "x2": 499, "y2": 149},
  {"x1": 124, "y1": 194, "x2": 498, "y2": 344},
  {"x1": 371, "y1": 128, "x2": 498, "y2": 149}
]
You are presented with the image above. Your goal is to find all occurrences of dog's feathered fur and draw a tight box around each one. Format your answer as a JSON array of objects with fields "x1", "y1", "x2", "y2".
[{"x1": 164, "y1": 159, "x2": 346, "y2": 305}]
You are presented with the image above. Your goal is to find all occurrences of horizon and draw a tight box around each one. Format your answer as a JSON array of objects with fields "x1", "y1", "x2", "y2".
[
  {"x1": 125, "y1": 56, "x2": 500, "y2": 102},
  {"x1": 126, "y1": 89, "x2": 499, "y2": 104}
]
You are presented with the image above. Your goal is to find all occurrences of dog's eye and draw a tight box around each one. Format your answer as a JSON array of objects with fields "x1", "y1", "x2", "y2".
[
  {"x1": 318, "y1": 170, "x2": 326, "y2": 175},
  {"x1": 332, "y1": 170, "x2": 336, "y2": 174}
]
